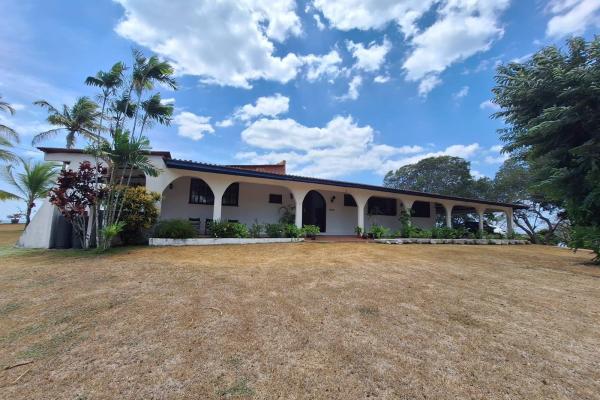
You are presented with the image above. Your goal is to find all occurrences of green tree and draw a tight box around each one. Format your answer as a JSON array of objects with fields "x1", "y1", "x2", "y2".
[
  {"x1": 0, "y1": 95, "x2": 19, "y2": 165},
  {"x1": 494, "y1": 158, "x2": 568, "y2": 244},
  {"x1": 492, "y1": 36, "x2": 600, "y2": 227},
  {"x1": 117, "y1": 186, "x2": 160, "y2": 244},
  {"x1": 492, "y1": 36, "x2": 600, "y2": 261},
  {"x1": 383, "y1": 156, "x2": 490, "y2": 199},
  {"x1": 1, "y1": 159, "x2": 59, "y2": 225},
  {"x1": 32, "y1": 97, "x2": 102, "y2": 148}
]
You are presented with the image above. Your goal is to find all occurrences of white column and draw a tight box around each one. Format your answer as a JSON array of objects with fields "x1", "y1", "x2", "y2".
[
  {"x1": 205, "y1": 180, "x2": 236, "y2": 223},
  {"x1": 476, "y1": 207, "x2": 486, "y2": 233},
  {"x1": 291, "y1": 189, "x2": 309, "y2": 228},
  {"x1": 443, "y1": 203, "x2": 454, "y2": 228},
  {"x1": 401, "y1": 198, "x2": 414, "y2": 225},
  {"x1": 505, "y1": 208, "x2": 514, "y2": 236},
  {"x1": 353, "y1": 194, "x2": 370, "y2": 232}
]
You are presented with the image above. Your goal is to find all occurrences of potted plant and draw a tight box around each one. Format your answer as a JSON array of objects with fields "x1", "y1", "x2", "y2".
[{"x1": 354, "y1": 226, "x2": 363, "y2": 238}]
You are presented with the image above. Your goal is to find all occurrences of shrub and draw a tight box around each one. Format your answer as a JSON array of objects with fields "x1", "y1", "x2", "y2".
[
  {"x1": 265, "y1": 223, "x2": 285, "y2": 238},
  {"x1": 409, "y1": 227, "x2": 432, "y2": 238},
  {"x1": 301, "y1": 224, "x2": 320, "y2": 238},
  {"x1": 154, "y1": 219, "x2": 198, "y2": 239},
  {"x1": 570, "y1": 226, "x2": 600, "y2": 264},
  {"x1": 249, "y1": 220, "x2": 263, "y2": 238},
  {"x1": 284, "y1": 224, "x2": 301, "y2": 238},
  {"x1": 208, "y1": 221, "x2": 249, "y2": 238},
  {"x1": 354, "y1": 226, "x2": 363, "y2": 236},
  {"x1": 118, "y1": 186, "x2": 161, "y2": 244},
  {"x1": 369, "y1": 224, "x2": 390, "y2": 239}
]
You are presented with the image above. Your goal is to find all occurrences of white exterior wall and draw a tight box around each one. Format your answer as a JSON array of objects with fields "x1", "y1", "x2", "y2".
[{"x1": 15, "y1": 150, "x2": 517, "y2": 247}]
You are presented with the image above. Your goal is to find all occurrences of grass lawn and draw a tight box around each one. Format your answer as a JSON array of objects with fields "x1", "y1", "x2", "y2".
[{"x1": 1, "y1": 224, "x2": 599, "y2": 399}]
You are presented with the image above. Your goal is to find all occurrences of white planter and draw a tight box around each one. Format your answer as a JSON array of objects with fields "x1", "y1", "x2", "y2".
[{"x1": 149, "y1": 237, "x2": 304, "y2": 246}]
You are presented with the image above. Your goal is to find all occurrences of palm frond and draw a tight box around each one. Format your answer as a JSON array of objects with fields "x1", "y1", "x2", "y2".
[
  {"x1": 31, "y1": 128, "x2": 64, "y2": 146},
  {"x1": 0, "y1": 98, "x2": 16, "y2": 115},
  {"x1": 0, "y1": 124, "x2": 19, "y2": 142},
  {"x1": 0, "y1": 189, "x2": 20, "y2": 201},
  {"x1": 33, "y1": 100, "x2": 60, "y2": 114}
]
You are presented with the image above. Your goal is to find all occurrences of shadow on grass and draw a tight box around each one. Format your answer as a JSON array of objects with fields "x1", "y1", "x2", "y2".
[{"x1": 0, "y1": 244, "x2": 146, "y2": 260}]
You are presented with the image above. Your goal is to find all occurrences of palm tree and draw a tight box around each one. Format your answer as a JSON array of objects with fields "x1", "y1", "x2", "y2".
[
  {"x1": 130, "y1": 50, "x2": 177, "y2": 136},
  {"x1": 85, "y1": 62, "x2": 125, "y2": 134},
  {"x1": 139, "y1": 93, "x2": 174, "y2": 135},
  {"x1": 32, "y1": 97, "x2": 102, "y2": 148},
  {"x1": 1, "y1": 159, "x2": 59, "y2": 225},
  {"x1": 0, "y1": 95, "x2": 19, "y2": 164}
]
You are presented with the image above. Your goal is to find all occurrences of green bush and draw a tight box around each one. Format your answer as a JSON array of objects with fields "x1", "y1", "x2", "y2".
[
  {"x1": 154, "y1": 219, "x2": 198, "y2": 239},
  {"x1": 369, "y1": 224, "x2": 390, "y2": 239},
  {"x1": 207, "y1": 221, "x2": 249, "y2": 238},
  {"x1": 301, "y1": 224, "x2": 320, "y2": 238},
  {"x1": 570, "y1": 226, "x2": 600, "y2": 264},
  {"x1": 409, "y1": 227, "x2": 432, "y2": 238},
  {"x1": 249, "y1": 220, "x2": 263, "y2": 238},
  {"x1": 265, "y1": 223, "x2": 285, "y2": 238},
  {"x1": 118, "y1": 186, "x2": 161, "y2": 244},
  {"x1": 284, "y1": 224, "x2": 301, "y2": 238}
]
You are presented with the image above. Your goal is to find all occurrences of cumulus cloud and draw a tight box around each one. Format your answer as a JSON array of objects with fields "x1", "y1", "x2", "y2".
[
  {"x1": 347, "y1": 38, "x2": 391, "y2": 72},
  {"x1": 373, "y1": 75, "x2": 390, "y2": 83},
  {"x1": 546, "y1": 0, "x2": 600, "y2": 37},
  {"x1": 114, "y1": 0, "x2": 303, "y2": 88},
  {"x1": 217, "y1": 94, "x2": 290, "y2": 127},
  {"x1": 233, "y1": 93, "x2": 289, "y2": 121},
  {"x1": 313, "y1": 0, "x2": 436, "y2": 37},
  {"x1": 452, "y1": 86, "x2": 469, "y2": 100},
  {"x1": 480, "y1": 99, "x2": 501, "y2": 111},
  {"x1": 484, "y1": 144, "x2": 508, "y2": 164},
  {"x1": 236, "y1": 115, "x2": 482, "y2": 178},
  {"x1": 403, "y1": 0, "x2": 510, "y2": 95},
  {"x1": 174, "y1": 111, "x2": 214, "y2": 140},
  {"x1": 418, "y1": 75, "x2": 442, "y2": 97},
  {"x1": 301, "y1": 50, "x2": 343, "y2": 82},
  {"x1": 313, "y1": 14, "x2": 326, "y2": 30},
  {"x1": 338, "y1": 75, "x2": 363, "y2": 101}
]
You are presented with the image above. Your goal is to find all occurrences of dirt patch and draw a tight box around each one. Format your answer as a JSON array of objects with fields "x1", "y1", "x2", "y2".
[{"x1": 1, "y1": 225, "x2": 599, "y2": 399}]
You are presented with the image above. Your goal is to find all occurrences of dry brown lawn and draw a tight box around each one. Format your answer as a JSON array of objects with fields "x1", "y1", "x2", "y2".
[{"x1": 1, "y1": 225, "x2": 599, "y2": 399}]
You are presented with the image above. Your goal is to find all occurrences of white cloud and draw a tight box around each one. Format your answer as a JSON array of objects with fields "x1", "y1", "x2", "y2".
[
  {"x1": 233, "y1": 93, "x2": 289, "y2": 122},
  {"x1": 301, "y1": 50, "x2": 343, "y2": 82},
  {"x1": 216, "y1": 118, "x2": 234, "y2": 128},
  {"x1": 453, "y1": 86, "x2": 469, "y2": 100},
  {"x1": 313, "y1": 0, "x2": 437, "y2": 37},
  {"x1": 114, "y1": 0, "x2": 303, "y2": 88},
  {"x1": 480, "y1": 99, "x2": 501, "y2": 111},
  {"x1": 237, "y1": 115, "x2": 482, "y2": 178},
  {"x1": 402, "y1": 0, "x2": 510, "y2": 95},
  {"x1": 338, "y1": 75, "x2": 363, "y2": 101},
  {"x1": 373, "y1": 75, "x2": 390, "y2": 83},
  {"x1": 160, "y1": 97, "x2": 175, "y2": 105},
  {"x1": 418, "y1": 75, "x2": 442, "y2": 97},
  {"x1": 313, "y1": 14, "x2": 326, "y2": 30},
  {"x1": 347, "y1": 38, "x2": 391, "y2": 72},
  {"x1": 10, "y1": 103, "x2": 25, "y2": 111},
  {"x1": 546, "y1": 0, "x2": 600, "y2": 37},
  {"x1": 174, "y1": 111, "x2": 214, "y2": 140},
  {"x1": 484, "y1": 144, "x2": 508, "y2": 163}
]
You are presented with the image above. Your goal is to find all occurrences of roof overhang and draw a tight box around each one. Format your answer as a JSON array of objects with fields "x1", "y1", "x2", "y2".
[
  {"x1": 37, "y1": 147, "x2": 172, "y2": 159},
  {"x1": 165, "y1": 158, "x2": 527, "y2": 210}
]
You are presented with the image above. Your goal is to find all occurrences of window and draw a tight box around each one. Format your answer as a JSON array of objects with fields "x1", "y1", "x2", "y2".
[
  {"x1": 189, "y1": 179, "x2": 238, "y2": 206},
  {"x1": 411, "y1": 201, "x2": 430, "y2": 218},
  {"x1": 269, "y1": 194, "x2": 283, "y2": 204},
  {"x1": 343, "y1": 194, "x2": 357, "y2": 207},
  {"x1": 367, "y1": 197, "x2": 397, "y2": 216},
  {"x1": 189, "y1": 178, "x2": 214, "y2": 204},
  {"x1": 222, "y1": 183, "x2": 239, "y2": 206}
]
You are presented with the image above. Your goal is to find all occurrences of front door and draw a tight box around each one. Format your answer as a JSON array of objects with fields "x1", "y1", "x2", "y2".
[{"x1": 302, "y1": 190, "x2": 326, "y2": 233}]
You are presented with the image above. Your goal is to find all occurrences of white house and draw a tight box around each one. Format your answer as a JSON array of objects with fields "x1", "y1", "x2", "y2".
[{"x1": 18, "y1": 147, "x2": 523, "y2": 248}]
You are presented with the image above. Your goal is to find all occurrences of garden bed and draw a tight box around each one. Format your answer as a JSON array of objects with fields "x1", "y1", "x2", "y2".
[
  {"x1": 374, "y1": 238, "x2": 530, "y2": 245},
  {"x1": 149, "y1": 237, "x2": 304, "y2": 246}
]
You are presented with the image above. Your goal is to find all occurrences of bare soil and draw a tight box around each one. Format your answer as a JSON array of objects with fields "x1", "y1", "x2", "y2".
[{"x1": 1, "y1": 225, "x2": 599, "y2": 399}]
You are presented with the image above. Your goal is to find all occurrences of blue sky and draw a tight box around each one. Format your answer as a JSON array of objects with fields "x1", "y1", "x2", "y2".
[{"x1": 1, "y1": 0, "x2": 599, "y2": 219}]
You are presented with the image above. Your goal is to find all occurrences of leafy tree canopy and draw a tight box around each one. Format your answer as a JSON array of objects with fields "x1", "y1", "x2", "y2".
[
  {"x1": 383, "y1": 156, "x2": 488, "y2": 199},
  {"x1": 492, "y1": 36, "x2": 600, "y2": 226}
]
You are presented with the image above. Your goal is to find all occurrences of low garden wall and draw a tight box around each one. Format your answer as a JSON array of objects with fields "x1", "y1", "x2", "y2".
[
  {"x1": 149, "y1": 237, "x2": 304, "y2": 246},
  {"x1": 374, "y1": 238, "x2": 530, "y2": 245}
]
